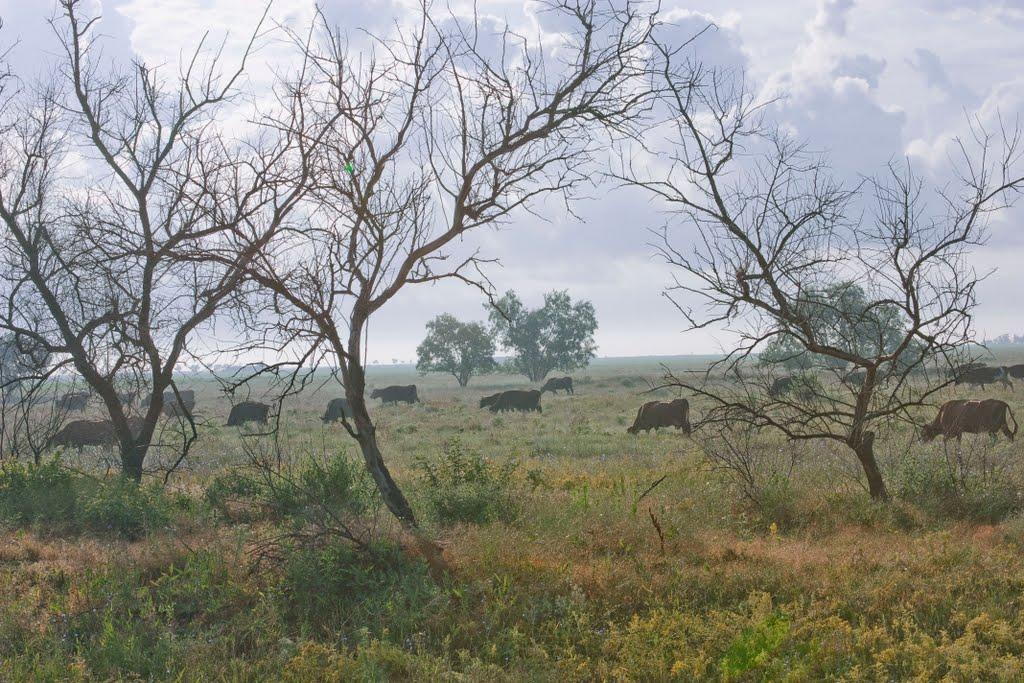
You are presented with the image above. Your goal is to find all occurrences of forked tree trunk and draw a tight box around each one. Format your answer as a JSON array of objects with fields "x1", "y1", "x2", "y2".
[{"x1": 852, "y1": 430, "x2": 888, "y2": 501}]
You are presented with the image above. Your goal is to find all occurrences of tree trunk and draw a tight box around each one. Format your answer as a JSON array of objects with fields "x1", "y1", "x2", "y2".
[
  {"x1": 852, "y1": 430, "x2": 888, "y2": 501},
  {"x1": 354, "y1": 415, "x2": 417, "y2": 526},
  {"x1": 121, "y1": 446, "x2": 145, "y2": 483},
  {"x1": 344, "y1": 362, "x2": 418, "y2": 528}
]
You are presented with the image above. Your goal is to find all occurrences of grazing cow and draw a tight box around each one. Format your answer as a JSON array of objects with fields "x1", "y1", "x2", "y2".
[
  {"x1": 954, "y1": 366, "x2": 1012, "y2": 390},
  {"x1": 225, "y1": 401, "x2": 270, "y2": 427},
  {"x1": 1007, "y1": 364, "x2": 1024, "y2": 380},
  {"x1": 321, "y1": 397, "x2": 351, "y2": 423},
  {"x1": 370, "y1": 385, "x2": 419, "y2": 405},
  {"x1": 487, "y1": 389, "x2": 542, "y2": 413},
  {"x1": 921, "y1": 399, "x2": 1017, "y2": 443},
  {"x1": 141, "y1": 389, "x2": 196, "y2": 414},
  {"x1": 768, "y1": 377, "x2": 793, "y2": 398},
  {"x1": 479, "y1": 393, "x2": 501, "y2": 409},
  {"x1": 947, "y1": 362, "x2": 987, "y2": 380},
  {"x1": 540, "y1": 376, "x2": 574, "y2": 395},
  {"x1": 50, "y1": 417, "x2": 143, "y2": 451},
  {"x1": 56, "y1": 392, "x2": 90, "y2": 412},
  {"x1": 163, "y1": 391, "x2": 197, "y2": 418},
  {"x1": 845, "y1": 370, "x2": 866, "y2": 387},
  {"x1": 627, "y1": 398, "x2": 691, "y2": 435}
]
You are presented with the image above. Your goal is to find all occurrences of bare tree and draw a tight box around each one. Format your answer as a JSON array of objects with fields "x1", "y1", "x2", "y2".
[
  {"x1": 0, "y1": 0, "x2": 325, "y2": 480},
  {"x1": 229, "y1": 1, "x2": 660, "y2": 533},
  {"x1": 617, "y1": 48, "x2": 1024, "y2": 500}
]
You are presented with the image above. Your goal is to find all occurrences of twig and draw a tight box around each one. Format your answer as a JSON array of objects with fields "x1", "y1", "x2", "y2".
[
  {"x1": 636, "y1": 474, "x2": 667, "y2": 506},
  {"x1": 648, "y1": 507, "x2": 665, "y2": 555}
]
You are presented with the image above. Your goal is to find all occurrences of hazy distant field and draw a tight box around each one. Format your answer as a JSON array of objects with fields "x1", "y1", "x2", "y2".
[{"x1": 6, "y1": 351, "x2": 1024, "y2": 680}]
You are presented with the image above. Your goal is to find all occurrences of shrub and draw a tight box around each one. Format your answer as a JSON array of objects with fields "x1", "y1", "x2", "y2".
[
  {"x1": 0, "y1": 458, "x2": 171, "y2": 539},
  {"x1": 752, "y1": 474, "x2": 800, "y2": 531},
  {"x1": 696, "y1": 426, "x2": 802, "y2": 530},
  {"x1": 280, "y1": 538, "x2": 437, "y2": 639},
  {"x1": 79, "y1": 479, "x2": 172, "y2": 541},
  {"x1": 892, "y1": 450, "x2": 1024, "y2": 523},
  {"x1": 415, "y1": 439, "x2": 518, "y2": 525},
  {"x1": 0, "y1": 457, "x2": 77, "y2": 529},
  {"x1": 205, "y1": 452, "x2": 375, "y2": 528}
]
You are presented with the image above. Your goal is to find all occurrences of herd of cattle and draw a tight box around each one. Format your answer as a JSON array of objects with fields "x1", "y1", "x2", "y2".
[
  {"x1": 41, "y1": 362, "x2": 1024, "y2": 451},
  {"x1": 46, "y1": 374, "x2": 692, "y2": 450}
]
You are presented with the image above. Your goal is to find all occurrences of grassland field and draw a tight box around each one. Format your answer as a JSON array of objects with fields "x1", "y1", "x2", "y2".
[{"x1": 6, "y1": 350, "x2": 1024, "y2": 680}]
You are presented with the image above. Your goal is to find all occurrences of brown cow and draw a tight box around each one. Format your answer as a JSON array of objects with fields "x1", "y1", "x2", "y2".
[
  {"x1": 627, "y1": 398, "x2": 691, "y2": 435},
  {"x1": 921, "y1": 399, "x2": 1017, "y2": 443}
]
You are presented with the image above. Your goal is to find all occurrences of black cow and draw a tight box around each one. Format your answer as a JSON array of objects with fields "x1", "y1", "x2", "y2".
[
  {"x1": 487, "y1": 389, "x2": 542, "y2": 413},
  {"x1": 768, "y1": 377, "x2": 793, "y2": 398},
  {"x1": 370, "y1": 385, "x2": 419, "y2": 405},
  {"x1": 947, "y1": 362, "x2": 988, "y2": 380},
  {"x1": 954, "y1": 366, "x2": 1012, "y2": 390},
  {"x1": 627, "y1": 399, "x2": 690, "y2": 435},
  {"x1": 1007, "y1": 364, "x2": 1024, "y2": 380},
  {"x1": 844, "y1": 370, "x2": 866, "y2": 387},
  {"x1": 56, "y1": 392, "x2": 90, "y2": 412},
  {"x1": 540, "y1": 376, "x2": 574, "y2": 395},
  {"x1": 322, "y1": 397, "x2": 351, "y2": 423},
  {"x1": 479, "y1": 393, "x2": 501, "y2": 409},
  {"x1": 49, "y1": 417, "x2": 143, "y2": 451},
  {"x1": 164, "y1": 390, "x2": 197, "y2": 418},
  {"x1": 226, "y1": 401, "x2": 270, "y2": 427},
  {"x1": 141, "y1": 389, "x2": 196, "y2": 415}
]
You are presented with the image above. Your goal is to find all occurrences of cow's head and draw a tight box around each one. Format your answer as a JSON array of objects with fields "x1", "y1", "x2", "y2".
[
  {"x1": 920, "y1": 422, "x2": 941, "y2": 443},
  {"x1": 370, "y1": 389, "x2": 381, "y2": 399}
]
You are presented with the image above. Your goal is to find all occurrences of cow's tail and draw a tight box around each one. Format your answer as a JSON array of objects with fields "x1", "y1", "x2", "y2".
[{"x1": 1008, "y1": 405, "x2": 1019, "y2": 437}]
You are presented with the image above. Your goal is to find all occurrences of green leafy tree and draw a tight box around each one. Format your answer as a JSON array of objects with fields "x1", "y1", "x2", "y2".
[
  {"x1": 488, "y1": 290, "x2": 597, "y2": 382},
  {"x1": 416, "y1": 315, "x2": 496, "y2": 387},
  {"x1": 758, "y1": 282, "x2": 917, "y2": 374}
]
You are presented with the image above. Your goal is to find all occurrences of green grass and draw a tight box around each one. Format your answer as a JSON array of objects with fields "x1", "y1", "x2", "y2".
[{"x1": 4, "y1": 356, "x2": 1024, "y2": 679}]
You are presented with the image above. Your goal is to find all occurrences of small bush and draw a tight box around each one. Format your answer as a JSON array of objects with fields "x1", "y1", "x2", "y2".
[
  {"x1": 205, "y1": 452, "x2": 375, "y2": 528},
  {"x1": 752, "y1": 474, "x2": 800, "y2": 531},
  {"x1": 893, "y1": 451, "x2": 1024, "y2": 523},
  {"x1": 280, "y1": 538, "x2": 437, "y2": 638},
  {"x1": 80, "y1": 479, "x2": 172, "y2": 541},
  {"x1": 415, "y1": 439, "x2": 518, "y2": 525},
  {"x1": 0, "y1": 458, "x2": 171, "y2": 539},
  {"x1": 696, "y1": 426, "x2": 801, "y2": 530},
  {"x1": 0, "y1": 458, "x2": 77, "y2": 528}
]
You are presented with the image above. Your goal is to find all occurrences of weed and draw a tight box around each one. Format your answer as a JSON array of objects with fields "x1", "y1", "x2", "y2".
[{"x1": 415, "y1": 439, "x2": 518, "y2": 525}]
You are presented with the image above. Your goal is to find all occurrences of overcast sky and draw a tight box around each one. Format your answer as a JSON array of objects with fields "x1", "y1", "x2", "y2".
[{"x1": 2, "y1": 0, "x2": 1022, "y2": 363}]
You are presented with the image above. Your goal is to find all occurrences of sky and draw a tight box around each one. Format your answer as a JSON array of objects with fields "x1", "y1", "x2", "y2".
[{"x1": 2, "y1": 0, "x2": 1023, "y2": 363}]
